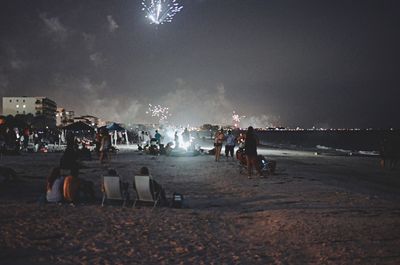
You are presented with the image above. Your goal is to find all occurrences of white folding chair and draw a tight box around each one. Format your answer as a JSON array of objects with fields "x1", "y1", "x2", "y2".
[
  {"x1": 102, "y1": 176, "x2": 127, "y2": 207},
  {"x1": 133, "y1": 175, "x2": 160, "y2": 208}
]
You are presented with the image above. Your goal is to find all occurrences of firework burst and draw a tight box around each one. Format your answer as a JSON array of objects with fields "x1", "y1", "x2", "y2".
[
  {"x1": 146, "y1": 104, "x2": 171, "y2": 123},
  {"x1": 142, "y1": 0, "x2": 183, "y2": 25},
  {"x1": 232, "y1": 111, "x2": 246, "y2": 128}
]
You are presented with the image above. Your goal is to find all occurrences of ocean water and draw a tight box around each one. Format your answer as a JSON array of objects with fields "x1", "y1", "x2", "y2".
[{"x1": 255, "y1": 130, "x2": 400, "y2": 155}]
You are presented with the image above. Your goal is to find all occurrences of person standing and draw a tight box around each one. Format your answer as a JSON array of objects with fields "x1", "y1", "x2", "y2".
[
  {"x1": 174, "y1": 131, "x2": 179, "y2": 148},
  {"x1": 244, "y1": 126, "x2": 262, "y2": 178},
  {"x1": 182, "y1": 128, "x2": 190, "y2": 143},
  {"x1": 214, "y1": 128, "x2": 225, "y2": 162},
  {"x1": 144, "y1": 131, "x2": 150, "y2": 147},
  {"x1": 155, "y1": 130, "x2": 162, "y2": 145},
  {"x1": 99, "y1": 129, "x2": 110, "y2": 164},
  {"x1": 225, "y1": 130, "x2": 236, "y2": 159}
]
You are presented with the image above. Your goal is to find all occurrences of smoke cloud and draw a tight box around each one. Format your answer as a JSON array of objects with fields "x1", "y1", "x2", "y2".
[
  {"x1": 89, "y1": 52, "x2": 105, "y2": 67},
  {"x1": 48, "y1": 73, "x2": 279, "y2": 128},
  {"x1": 39, "y1": 13, "x2": 69, "y2": 42},
  {"x1": 241, "y1": 115, "x2": 276, "y2": 129},
  {"x1": 52, "y1": 76, "x2": 142, "y2": 124},
  {"x1": 107, "y1": 15, "x2": 119, "y2": 33},
  {"x1": 82, "y1": 33, "x2": 96, "y2": 51},
  {"x1": 159, "y1": 79, "x2": 233, "y2": 126}
]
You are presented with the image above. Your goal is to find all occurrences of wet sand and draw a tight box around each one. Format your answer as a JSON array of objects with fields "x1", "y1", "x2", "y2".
[{"x1": 1, "y1": 146, "x2": 400, "y2": 264}]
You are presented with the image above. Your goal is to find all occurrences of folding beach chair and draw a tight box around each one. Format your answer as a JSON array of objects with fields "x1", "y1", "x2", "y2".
[
  {"x1": 132, "y1": 175, "x2": 160, "y2": 208},
  {"x1": 101, "y1": 176, "x2": 128, "y2": 207}
]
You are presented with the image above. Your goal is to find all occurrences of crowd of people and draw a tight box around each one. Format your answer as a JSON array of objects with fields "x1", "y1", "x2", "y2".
[
  {"x1": 0, "y1": 121, "x2": 59, "y2": 155},
  {"x1": 44, "y1": 135, "x2": 95, "y2": 205},
  {"x1": 45, "y1": 135, "x2": 167, "y2": 206},
  {"x1": 43, "y1": 125, "x2": 263, "y2": 205},
  {"x1": 213, "y1": 126, "x2": 276, "y2": 178}
]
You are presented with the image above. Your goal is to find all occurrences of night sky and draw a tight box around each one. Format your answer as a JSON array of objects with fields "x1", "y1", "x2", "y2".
[{"x1": 1, "y1": 0, "x2": 399, "y2": 128}]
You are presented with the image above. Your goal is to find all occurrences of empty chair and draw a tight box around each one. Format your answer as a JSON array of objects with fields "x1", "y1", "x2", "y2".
[{"x1": 102, "y1": 175, "x2": 128, "y2": 207}]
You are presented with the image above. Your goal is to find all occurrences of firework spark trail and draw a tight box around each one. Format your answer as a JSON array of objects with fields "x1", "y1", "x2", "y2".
[
  {"x1": 232, "y1": 111, "x2": 246, "y2": 128},
  {"x1": 142, "y1": 0, "x2": 183, "y2": 25},
  {"x1": 146, "y1": 104, "x2": 171, "y2": 123}
]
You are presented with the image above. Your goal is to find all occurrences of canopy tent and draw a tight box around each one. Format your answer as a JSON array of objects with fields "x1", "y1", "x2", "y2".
[
  {"x1": 63, "y1": 121, "x2": 94, "y2": 131},
  {"x1": 99, "y1": 123, "x2": 130, "y2": 146},
  {"x1": 106, "y1": 122, "x2": 125, "y2": 132}
]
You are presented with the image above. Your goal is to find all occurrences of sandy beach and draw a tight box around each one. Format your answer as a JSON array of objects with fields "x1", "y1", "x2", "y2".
[{"x1": 1, "y1": 145, "x2": 400, "y2": 264}]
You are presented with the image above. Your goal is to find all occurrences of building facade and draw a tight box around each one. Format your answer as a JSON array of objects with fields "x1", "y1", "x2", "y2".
[
  {"x1": 56, "y1": 108, "x2": 75, "y2": 127},
  {"x1": 74, "y1": 115, "x2": 99, "y2": 126},
  {"x1": 2, "y1": 96, "x2": 57, "y2": 128}
]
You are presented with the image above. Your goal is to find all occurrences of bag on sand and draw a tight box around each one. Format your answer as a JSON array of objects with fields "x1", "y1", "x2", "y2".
[
  {"x1": 258, "y1": 155, "x2": 277, "y2": 174},
  {"x1": 171, "y1": 192, "x2": 184, "y2": 208}
]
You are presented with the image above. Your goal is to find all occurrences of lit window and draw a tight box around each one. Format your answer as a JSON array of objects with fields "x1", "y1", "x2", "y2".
[
  {"x1": 16, "y1": 105, "x2": 19, "y2": 108},
  {"x1": 23, "y1": 105, "x2": 26, "y2": 108}
]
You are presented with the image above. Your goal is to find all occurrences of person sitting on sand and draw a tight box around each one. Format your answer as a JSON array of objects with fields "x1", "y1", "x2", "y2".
[
  {"x1": 137, "y1": 166, "x2": 167, "y2": 205},
  {"x1": 163, "y1": 142, "x2": 173, "y2": 155},
  {"x1": 46, "y1": 167, "x2": 64, "y2": 203},
  {"x1": 244, "y1": 126, "x2": 262, "y2": 178},
  {"x1": 63, "y1": 167, "x2": 81, "y2": 205}
]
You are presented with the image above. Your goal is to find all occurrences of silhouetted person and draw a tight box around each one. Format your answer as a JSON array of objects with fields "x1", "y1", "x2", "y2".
[
  {"x1": 244, "y1": 126, "x2": 262, "y2": 178},
  {"x1": 214, "y1": 128, "x2": 225, "y2": 162},
  {"x1": 60, "y1": 136, "x2": 79, "y2": 170},
  {"x1": 225, "y1": 130, "x2": 236, "y2": 159},
  {"x1": 155, "y1": 130, "x2": 162, "y2": 144}
]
